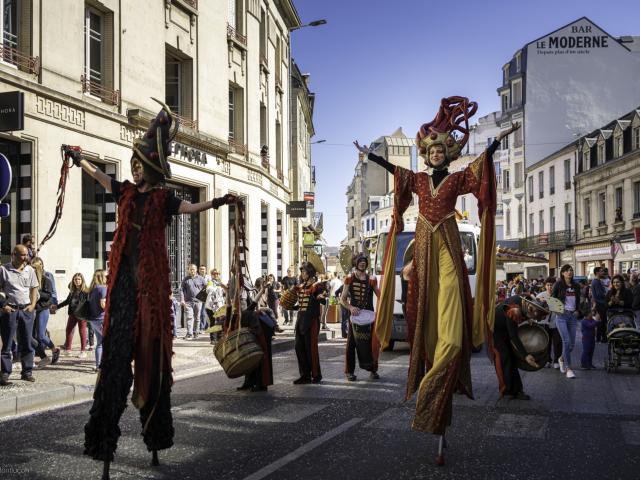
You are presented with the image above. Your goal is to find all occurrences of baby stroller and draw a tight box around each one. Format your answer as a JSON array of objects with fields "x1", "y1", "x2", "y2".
[{"x1": 605, "y1": 308, "x2": 640, "y2": 373}]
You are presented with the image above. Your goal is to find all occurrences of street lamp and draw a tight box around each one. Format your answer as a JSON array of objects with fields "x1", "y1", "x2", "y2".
[
  {"x1": 311, "y1": 139, "x2": 326, "y2": 144},
  {"x1": 290, "y1": 19, "x2": 327, "y2": 32}
]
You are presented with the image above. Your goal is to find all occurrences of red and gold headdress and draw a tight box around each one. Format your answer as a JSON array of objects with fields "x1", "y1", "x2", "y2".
[{"x1": 416, "y1": 96, "x2": 478, "y2": 163}]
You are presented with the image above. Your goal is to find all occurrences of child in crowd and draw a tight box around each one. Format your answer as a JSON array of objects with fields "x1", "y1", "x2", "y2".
[{"x1": 580, "y1": 308, "x2": 600, "y2": 370}]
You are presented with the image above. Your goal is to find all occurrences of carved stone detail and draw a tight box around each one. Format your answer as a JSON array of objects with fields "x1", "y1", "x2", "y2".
[
  {"x1": 248, "y1": 169, "x2": 262, "y2": 185},
  {"x1": 35, "y1": 96, "x2": 85, "y2": 129},
  {"x1": 120, "y1": 125, "x2": 144, "y2": 143}
]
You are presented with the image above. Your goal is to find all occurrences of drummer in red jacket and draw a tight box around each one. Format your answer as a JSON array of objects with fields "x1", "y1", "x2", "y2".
[
  {"x1": 492, "y1": 296, "x2": 548, "y2": 400},
  {"x1": 340, "y1": 253, "x2": 381, "y2": 381}
]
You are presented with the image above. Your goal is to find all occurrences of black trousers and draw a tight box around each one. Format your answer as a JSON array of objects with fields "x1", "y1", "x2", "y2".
[
  {"x1": 595, "y1": 304, "x2": 608, "y2": 341},
  {"x1": 494, "y1": 332, "x2": 523, "y2": 396},
  {"x1": 295, "y1": 317, "x2": 321, "y2": 379},
  {"x1": 0, "y1": 309, "x2": 34, "y2": 376}
]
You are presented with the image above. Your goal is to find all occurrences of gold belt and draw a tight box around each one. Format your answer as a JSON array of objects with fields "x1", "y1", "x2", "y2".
[{"x1": 418, "y1": 211, "x2": 455, "y2": 232}]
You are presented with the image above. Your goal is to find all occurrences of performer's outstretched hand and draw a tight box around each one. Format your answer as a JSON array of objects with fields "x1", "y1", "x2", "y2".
[
  {"x1": 223, "y1": 193, "x2": 238, "y2": 204},
  {"x1": 353, "y1": 141, "x2": 370, "y2": 157},
  {"x1": 497, "y1": 122, "x2": 521, "y2": 141}
]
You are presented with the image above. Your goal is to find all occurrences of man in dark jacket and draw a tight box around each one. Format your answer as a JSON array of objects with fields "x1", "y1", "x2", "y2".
[{"x1": 591, "y1": 267, "x2": 607, "y2": 342}]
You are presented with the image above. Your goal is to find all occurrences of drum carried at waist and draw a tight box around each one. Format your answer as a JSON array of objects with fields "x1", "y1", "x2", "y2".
[
  {"x1": 214, "y1": 327, "x2": 264, "y2": 378},
  {"x1": 512, "y1": 323, "x2": 549, "y2": 372},
  {"x1": 280, "y1": 289, "x2": 298, "y2": 311},
  {"x1": 352, "y1": 317, "x2": 375, "y2": 371}
]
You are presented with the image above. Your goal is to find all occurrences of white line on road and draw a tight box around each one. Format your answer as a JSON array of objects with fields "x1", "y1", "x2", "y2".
[{"x1": 242, "y1": 417, "x2": 363, "y2": 480}]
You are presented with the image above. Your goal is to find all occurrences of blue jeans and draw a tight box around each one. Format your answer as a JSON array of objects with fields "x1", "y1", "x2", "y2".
[
  {"x1": 1, "y1": 309, "x2": 35, "y2": 376},
  {"x1": 89, "y1": 319, "x2": 104, "y2": 368},
  {"x1": 556, "y1": 312, "x2": 577, "y2": 368},
  {"x1": 35, "y1": 308, "x2": 55, "y2": 350}
]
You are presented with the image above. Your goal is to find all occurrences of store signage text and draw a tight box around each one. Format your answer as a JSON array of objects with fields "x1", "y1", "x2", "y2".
[
  {"x1": 170, "y1": 142, "x2": 208, "y2": 166},
  {"x1": 536, "y1": 25, "x2": 609, "y2": 55},
  {"x1": 0, "y1": 153, "x2": 12, "y2": 217},
  {"x1": 287, "y1": 201, "x2": 307, "y2": 218},
  {"x1": 0, "y1": 91, "x2": 24, "y2": 132}
]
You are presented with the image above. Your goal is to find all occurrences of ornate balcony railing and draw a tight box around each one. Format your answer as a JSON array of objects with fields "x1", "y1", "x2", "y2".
[
  {"x1": 174, "y1": 113, "x2": 198, "y2": 131},
  {"x1": 81, "y1": 75, "x2": 120, "y2": 105},
  {"x1": 518, "y1": 229, "x2": 574, "y2": 253},
  {"x1": 228, "y1": 137, "x2": 247, "y2": 156},
  {"x1": 0, "y1": 44, "x2": 40, "y2": 75},
  {"x1": 227, "y1": 24, "x2": 247, "y2": 47}
]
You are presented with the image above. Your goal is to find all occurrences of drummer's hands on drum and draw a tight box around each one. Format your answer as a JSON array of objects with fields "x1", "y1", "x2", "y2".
[
  {"x1": 525, "y1": 354, "x2": 539, "y2": 369},
  {"x1": 353, "y1": 141, "x2": 371, "y2": 157},
  {"x1": 350, "y1": 306, "x2": 360, "y2": 317}
]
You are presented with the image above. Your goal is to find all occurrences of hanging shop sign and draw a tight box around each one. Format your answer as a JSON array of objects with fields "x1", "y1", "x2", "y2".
[
  {"x1": 303, "y1": 191, "x2": 315, "y2": 207},
  {"x1": 0, "y1": 153, "x2": 11, "y2": 217},
  {"x1": 0, "y1": 91, "x2": 24, "y2": 132},
  {"x1": 303, "y1": 232, "x2": 315, "y2": 246},
  {"x1": 287, "y1": 201, "x2": 307, "y2": 218}
]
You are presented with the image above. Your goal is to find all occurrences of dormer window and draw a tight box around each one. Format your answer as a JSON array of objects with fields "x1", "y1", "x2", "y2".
[{"x1": 515, "y1": 51, "x2": 521, "y2": 73}]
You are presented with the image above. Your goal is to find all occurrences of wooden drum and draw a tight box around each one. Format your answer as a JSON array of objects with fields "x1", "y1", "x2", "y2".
[
  {"x1": 280, "y1": 289, "x2": 298, "y2": 310},
  {"x1": 214, "y1": 327, "x2": 264, "y2": 378}
]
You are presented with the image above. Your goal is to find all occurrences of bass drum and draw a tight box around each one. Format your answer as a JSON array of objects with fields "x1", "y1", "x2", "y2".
[
  {"x1": 279, "y1": 289, "x2": 298, "y2": 311},
  {"x1": 214, "y1": 327, "x2": 264, "y2": 378},
  {"x1": 352, "y1": 322, "x2": 374, "y2": 371},
  {"x1": 513, "y1": 323, "x2": 549, "y2": 372}
]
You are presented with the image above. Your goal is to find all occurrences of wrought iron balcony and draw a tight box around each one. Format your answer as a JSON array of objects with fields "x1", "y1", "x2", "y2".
[
  {"x1": 518, "y1": 229, "x2": 574, "y2": 252},
  {"x1": 174, "y1": 113, "x2": 198, "y2": 131},
  {"x1": 0, "y1": 44, "x2": 40, "y2": 75},
  {"x1": 227, "y1": 24, "x2": 247, "y2": 47},
  {"x1": 81, "y1": 75, "x2": 120, "y2": 105},
  {"x1": 228, "y1": 137, "x2": 247, "y2": 156}
]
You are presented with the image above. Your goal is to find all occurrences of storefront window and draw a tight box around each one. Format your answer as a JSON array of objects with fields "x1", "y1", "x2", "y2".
[{"x1": 0, "y1": 140, "x2": 31, "y2": 264}]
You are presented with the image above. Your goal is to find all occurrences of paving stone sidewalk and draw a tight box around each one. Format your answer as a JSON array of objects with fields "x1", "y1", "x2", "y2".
[{"x1": 0, "y1": 324, "x2": 336, "y2": 419}]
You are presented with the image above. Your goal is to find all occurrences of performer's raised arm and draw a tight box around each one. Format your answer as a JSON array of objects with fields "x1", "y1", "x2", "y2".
[
  {"x1": 178, "y1": 193, "x2": 237, "y2": 215},
  {"x1": 353, "y1": 141, "x2": 396, "y2": 174},
  {"x1": 67, "y1": 149, "x2": 114, "y2": 193}
]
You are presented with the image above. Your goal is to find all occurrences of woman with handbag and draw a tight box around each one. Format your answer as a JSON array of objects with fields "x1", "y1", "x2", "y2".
[{"x1": 57, "y1": 273, "x2": 89, "y2": 358}]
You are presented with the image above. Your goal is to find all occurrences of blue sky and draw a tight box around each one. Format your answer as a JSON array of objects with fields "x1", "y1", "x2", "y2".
[{"x1": 291, "y1": 0, "x2": 640, "y2": 246}]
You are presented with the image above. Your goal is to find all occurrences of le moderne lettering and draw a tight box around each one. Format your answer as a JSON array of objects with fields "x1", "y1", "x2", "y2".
[{"x1": 537, "y1": 26, "x2": 609, "y2": 50}]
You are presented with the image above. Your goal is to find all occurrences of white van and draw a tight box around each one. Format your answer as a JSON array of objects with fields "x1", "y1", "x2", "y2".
[{"x1": 373, "y1": 221, "x2": 480, "y2": 350}]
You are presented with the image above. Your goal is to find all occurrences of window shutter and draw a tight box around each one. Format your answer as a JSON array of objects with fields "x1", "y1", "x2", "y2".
[
  {"x1": 102, "y1": 11, "x2": 114, "y2": 90},
  {"x1": 19, "y1": 0, "x2": 33, "y2": 55}
]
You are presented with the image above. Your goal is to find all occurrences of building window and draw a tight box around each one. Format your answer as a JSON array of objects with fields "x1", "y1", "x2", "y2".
[
  {"x1": 351, "y1": 226, "x2": 355, "y2": 239},
  {"x1": 83, "y1": 5, "x2": 116, "y2": 103},
  {"x1": 583, "y1": 150, "x2": 590, "y2": 171},
  {"x1": 549, "y1": 165, "x2": 555, "y2": 195},
  {"x1": 259, "y1": 8, "x2": 267, "y2": 63},
  {"x1": 501, "y1": 94, "x2": 509, "y2": 112},
  {"x1": 511, "y1": 80, "x2": 522, "y2": 107},
  {"x1": 82, "y1": 162, "x2": 116, "y2": 269},
  {"x1": 550, "y1": 206, "x2": 555, "y2": 233},
  {"x1": 564, "y1": 159, "x2": 571, "y2": 189},
  {"x1": 517, "y1": 203, "x2": 522, "y2": 233},
  {"x1": 501, "y1": 134, "x2": 509, "y2": 150},
  {"x1": 634, "y1": 182, "x2": 640, "y2": 218},
  {"x1": 165, "y1": 49, "x2": 194, "y2": 125},
  {"x1": 538, "y1": 171, "x2": 544, "y2": 199},
  {"x1": 261, "y1": 203, "x2": 268, "y2": 275},
  {"x1": 615, "y1": 134, "x2": 624, "y2": 157},
  {"x1": 275, "y1": 120, "x2": 283, "y2": 179},
  {"x1": 351, "y1": 206, "x2": 354, "y2": 219},
  {"x1": 2, "y1": 0, "x2": 18, "y2": 50},
  {"x1": 539, "y1": 210, "x2": 544, "y2": 234},
  {"x1": 503, "y1": 169, "x2": 510, "y2": 192},
  {"x1": 502, "y1": 64, "x2": 509, "y2": 84},
  {"x1": 515, "y1": 51, "x2": 521, "y2": 72},
  {"x1": 505, "y1": 207, "x2": 511, "y2": 237},
  {"x1": 514, "y1": 127, "x2": 523, "y2": 148},
  {"x1": 275, "y1": 35, "x2": 282, "y2": 88},
  {"x1": 228, "y1": 0, "x2": 243, "y2": 34},
  {"x1": 615, "y1": 186, "x2": 623, "y2": 221},
  {"x1": 598, "y1": 142, "x2": 605, "y2": 165},
  {"x1": 260, "y1": 103, "x2": 267, "y2": 148},
  {"x1": 565, "y1": 202, "x2": 572, "y2": 230},
  {"x1": 583, "y1": 197, "x2": 591, "y2": 229},
  {"x1": 1, "y1": 0, "x2": 36, "y2": 73},
  {"x1": 228, "y1": 84, "x2": 245, "y2": 150},
  {"x1": 529, "y1": 213, "x2": 534, "y2": 235},
  {"x1": 634, "y1": 127, "x2": 640, "y2": 150},
  {"x1": 460, "y1": 197, "x2": 466, "y2": 212},
  {"x1": 514, "y1": 162, "x2": 523, "y2": 189},
  {"x1": 527, "y1": 176, "x2": 533, "y2": 202},
  {"x1": 598, "y1": 192, "x2": 606, "y2": 226}
]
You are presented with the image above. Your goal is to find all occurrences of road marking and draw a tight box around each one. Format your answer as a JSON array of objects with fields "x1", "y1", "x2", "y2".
[
  {"x1": 364, "y1": 407, "x2": 414, "y2": 431},
  {"x1": 489, "y1": 414, "x2": 548, "y2": 439},
  {"x1": 621, "y1": 421, "x2": 640, "y2": 445},
  {"x1": 242, "y1": 417, "x2": 363, "y2": 480}
]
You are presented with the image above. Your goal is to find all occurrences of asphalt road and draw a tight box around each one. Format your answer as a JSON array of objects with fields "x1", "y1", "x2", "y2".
[{"x1": 0, "y1": 338, "x2": 638, "y2": 479}]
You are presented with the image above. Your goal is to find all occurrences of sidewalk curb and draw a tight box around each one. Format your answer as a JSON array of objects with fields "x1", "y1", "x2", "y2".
[{"x1": 0, "y1": 331, "x2": 332, "y2": 420}]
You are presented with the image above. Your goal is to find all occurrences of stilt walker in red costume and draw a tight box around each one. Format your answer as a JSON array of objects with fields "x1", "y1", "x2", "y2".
[
  {"x1": 355, "y1": 96, "x2": 519, "y2": 465},
  {"x1": 69, "y1": 99, "x2": 236, "y2": 479}
]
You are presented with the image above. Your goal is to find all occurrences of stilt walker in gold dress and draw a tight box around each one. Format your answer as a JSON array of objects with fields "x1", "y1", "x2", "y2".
[{"x1": 355, "y1": 96, "x2": 519, "y2": 465}]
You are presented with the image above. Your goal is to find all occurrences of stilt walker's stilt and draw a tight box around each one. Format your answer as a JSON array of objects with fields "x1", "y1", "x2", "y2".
[
  {"x1": 102, "y1": 460, "x2": 110, "y2": 480},
  {"x1": 151, "y1": 449, "x2": 159, "y2": 466},
  {"x1": 435, "y1": 434, "x2": 446, "y2": 466}
]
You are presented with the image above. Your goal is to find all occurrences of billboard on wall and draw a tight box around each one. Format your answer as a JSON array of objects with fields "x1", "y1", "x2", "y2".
[{"x1": 524, "y1": 18, "x2": 640, "y2": 167}]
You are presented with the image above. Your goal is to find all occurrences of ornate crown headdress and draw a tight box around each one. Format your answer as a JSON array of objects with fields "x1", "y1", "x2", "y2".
[{"x1": 416, "y1": 96, "x2": 478, "y2": 162}]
